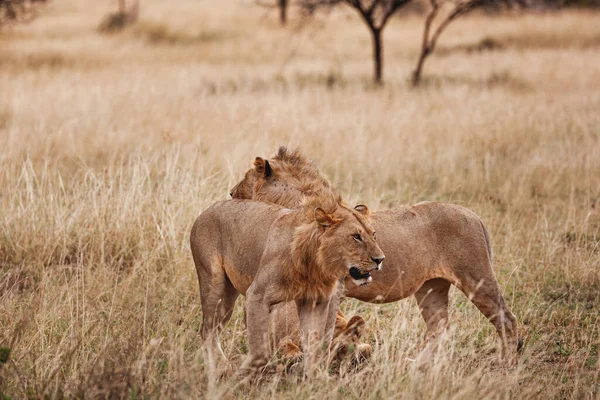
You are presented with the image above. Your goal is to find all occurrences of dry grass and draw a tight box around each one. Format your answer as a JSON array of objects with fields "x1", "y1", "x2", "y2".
[{"x1": 1, "y1": 0, "x2": 599, "y2": 398}]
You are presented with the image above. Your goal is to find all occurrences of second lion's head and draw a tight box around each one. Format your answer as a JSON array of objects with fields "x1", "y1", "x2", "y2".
[{"x1": 230, "y1": 146, "x2": 331, "y2": 208}]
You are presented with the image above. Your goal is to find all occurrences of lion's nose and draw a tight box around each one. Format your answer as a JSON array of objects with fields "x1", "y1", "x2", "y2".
[{"x1": 371, "y1": 256, "x2": 384, "y2": 270}]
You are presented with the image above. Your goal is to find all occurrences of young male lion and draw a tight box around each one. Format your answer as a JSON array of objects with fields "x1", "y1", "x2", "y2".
[
  {"x1": 190, "y1": 193, "x2": 384, "y2": 374},
  {"x1": 230, "y1": 147, "x2": 520, "y2": 362}
]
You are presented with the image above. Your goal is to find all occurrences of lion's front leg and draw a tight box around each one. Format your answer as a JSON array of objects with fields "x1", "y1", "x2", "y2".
[
  {"x1": 323, "y1": 283, "x2": 343, "y2": 344},
  {"x1": 297, "y1": 298, "x2": 330, "y2": 377},
  {"x1": 240, "y1": 286, "x2": 271, "y2": 374}
]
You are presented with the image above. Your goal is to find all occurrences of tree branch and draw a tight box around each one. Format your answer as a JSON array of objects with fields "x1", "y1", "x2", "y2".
[
  {"x1": 378, "y1": 0, "x2": 410, "y2": 29},
  {"x1": 343, "y1": 0, "x2": 376, "y2": 31},
  {"x1": 366, "y1": 0, "x2": 382, "y2": 17},
  {"x1": 429, "y1": 0, "x2": 481, "y2": 54}
]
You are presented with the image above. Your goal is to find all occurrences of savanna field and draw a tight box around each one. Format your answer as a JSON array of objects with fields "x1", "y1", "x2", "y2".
[{"x1": 1, "y1": 0, "x2": 600, "y2": 398}]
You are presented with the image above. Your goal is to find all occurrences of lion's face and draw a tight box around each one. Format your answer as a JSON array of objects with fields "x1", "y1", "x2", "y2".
[
  {"x1": 316, "y1": 205, "x2": 385, "y2": 286},
  {"x1": 231, "y1": 157, "x2": 290, "y2": 203},
  {"x1": 230, "y1": 168, "x2": 257, "y2": 199}
]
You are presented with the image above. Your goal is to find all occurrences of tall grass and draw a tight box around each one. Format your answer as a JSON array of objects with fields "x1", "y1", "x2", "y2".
[{"x1": 1, "y1": 0, "x2": 599, "y2": 398}]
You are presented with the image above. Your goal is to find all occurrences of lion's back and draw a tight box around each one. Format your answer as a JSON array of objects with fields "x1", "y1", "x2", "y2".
[
  {"x1": 191, "y1": 199, "x2": 285, "y2": 254},
  {"x1": 190, "y1": 200, "x2": 293, "y2": 291},
  {"x1": 371, "y1": 202, "x2": 491, "y2": 270}
]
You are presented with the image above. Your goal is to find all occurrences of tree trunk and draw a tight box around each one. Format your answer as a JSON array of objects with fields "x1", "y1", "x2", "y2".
[
  {"x1": 412, "y1": 47, "x2": 429, "y2": 86},
  {"x1": 279, "y1": 0, "x2": 288, "y2": 25},
  {"x1": 372, "y1": 28, "x2": 383, "y2": 84}
]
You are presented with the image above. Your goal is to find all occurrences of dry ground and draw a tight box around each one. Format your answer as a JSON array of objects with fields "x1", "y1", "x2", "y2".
[{"x1": 1, "y1": 0, "x2": 600, "y2": 398}]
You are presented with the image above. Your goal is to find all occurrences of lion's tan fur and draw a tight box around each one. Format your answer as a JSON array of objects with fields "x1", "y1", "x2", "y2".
[
  {"x1": 261, "y1": 147, "x2": 332, "y2": 205},
  {"x1": 191, "y1": 189, "x2": 383, "y2": 372},
  {"x1": 231, "y1": 147, "x2": 333, "y2": 209},
  {"x1": 288, "y1": 195, "x2": 342, "y2": 300},
  {"x1": 272, "y1": 306, "x2": 372, "y2": 371},
  {"x1": 232, "y1": 147, "x2": 520, "y2": 361}
]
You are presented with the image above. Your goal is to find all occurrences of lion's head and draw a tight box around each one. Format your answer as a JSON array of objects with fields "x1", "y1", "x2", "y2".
[
  {"x1": 230, "y1": 147, "x2": 330, "y2": 208},
  {"x1": 233, "y1": 147, "x2": 384, "y2": 287},
  {"x1": 292, "y1": 196, "x2": 384, "y2": 290}
]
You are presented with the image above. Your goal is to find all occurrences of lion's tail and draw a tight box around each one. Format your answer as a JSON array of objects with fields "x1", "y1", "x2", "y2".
[{"x1": 479, "y1": 219, "x2": 493, "y2": 265}]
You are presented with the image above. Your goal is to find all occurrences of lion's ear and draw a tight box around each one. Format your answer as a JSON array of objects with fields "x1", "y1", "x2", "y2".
[
  {"x1": 253, "y1": 157, "x2": 272, "y2": 178},
  {"x1": 354, "y1": 204, "x2": 370, "y2": 216},
  {"x1": 314, "y1": 207, "x2": 336, "y2": 228}
]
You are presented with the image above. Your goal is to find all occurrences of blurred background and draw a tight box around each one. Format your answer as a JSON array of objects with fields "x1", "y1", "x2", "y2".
[{"x1": 0, "y1": 0, "x2": 599, "y2": 398}]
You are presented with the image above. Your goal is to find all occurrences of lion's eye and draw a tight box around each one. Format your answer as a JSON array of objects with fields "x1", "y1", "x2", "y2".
[
  {"x1": 352, "y1": 234, "x2": 362, "y2": 242},
  {"x1": 373, "y1": 232, "x2": 376, "y2": 240}
]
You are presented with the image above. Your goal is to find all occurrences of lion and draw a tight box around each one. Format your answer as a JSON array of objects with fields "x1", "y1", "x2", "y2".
[
  {"x1": 230, "y1": 147, "x2": 520, "y2": 362},
  {"x1": 269, "y1": 304, "x2": 373, "y2": 371},
  {"x1": 190, "y1": 192, "x2": 384, "y2": 374}
]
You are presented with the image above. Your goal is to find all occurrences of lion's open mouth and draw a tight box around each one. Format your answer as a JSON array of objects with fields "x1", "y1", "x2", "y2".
[{"x1": 349, "y1": 267, "x2": 372, "y2": 285}]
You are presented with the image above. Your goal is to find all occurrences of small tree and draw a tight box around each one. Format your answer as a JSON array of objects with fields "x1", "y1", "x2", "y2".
[
  {"x1": 412, "y1": 0, "x2": 485, "y2": 86},
  {"x1": 301, "y1": 0, "x2": 411, "y2": 84}
]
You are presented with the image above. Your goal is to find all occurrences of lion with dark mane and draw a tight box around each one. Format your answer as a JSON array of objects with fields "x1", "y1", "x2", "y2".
[
  {"x1": 231, "y1": 147, "x2": 520, "y2": 362},
  {"x1": 190, "y1": 189, "x2": 384, "y2": 373}
]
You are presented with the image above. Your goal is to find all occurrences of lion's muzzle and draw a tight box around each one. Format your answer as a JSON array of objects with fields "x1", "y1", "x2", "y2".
[
  {"x1": 349, "y1": 267, "x2": 373, "y2": 285},
  {"x1": 371, "y1": 256, "x2": 384, "y2": 271}
]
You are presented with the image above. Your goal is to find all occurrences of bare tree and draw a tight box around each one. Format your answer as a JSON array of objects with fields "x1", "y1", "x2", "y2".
[
  {"x1": 301, "y1": 0, "x2": 411, "y2": 84},
  {"x1": 412, "y1": 0, "x2": 484, "y2": 86},
  {"x1": 0, "y1": 0, "x2": 48, "y2": 27}
]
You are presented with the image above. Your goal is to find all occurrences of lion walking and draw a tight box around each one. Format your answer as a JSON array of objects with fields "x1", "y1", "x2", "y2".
[
  {"x1": 191, "y1": 194, "x2": 384, "y2": 374},
  {"x1": 230, "y1": 147, "x2": 519, "y2": 362}
]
